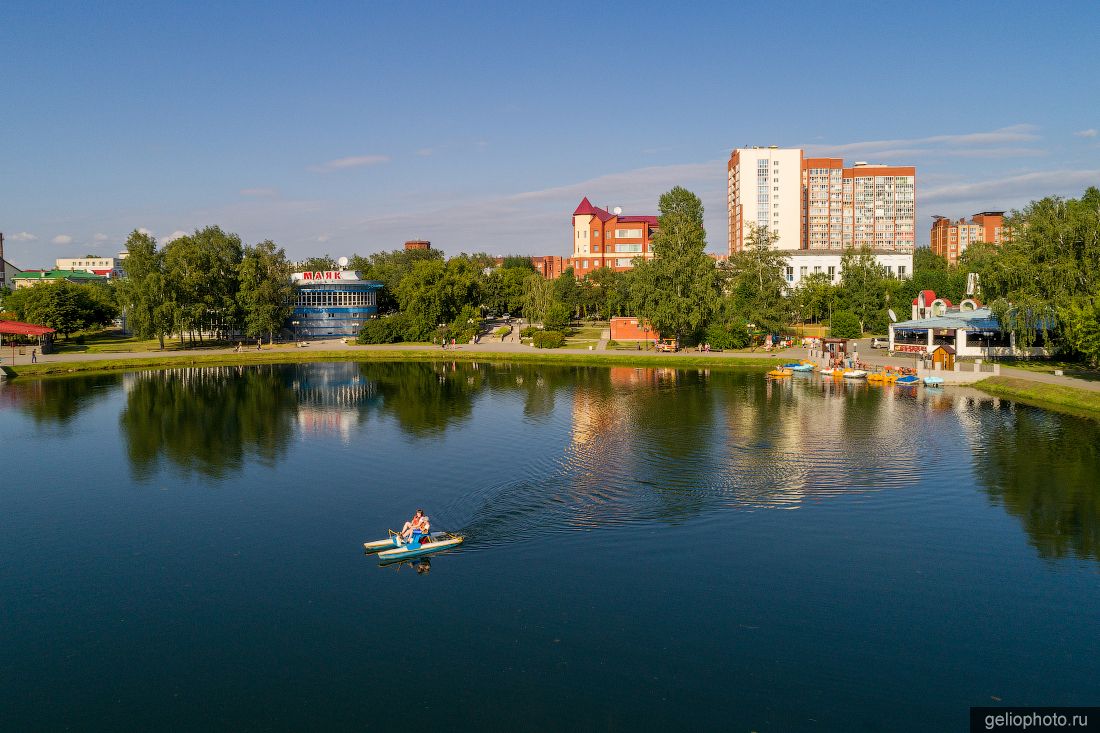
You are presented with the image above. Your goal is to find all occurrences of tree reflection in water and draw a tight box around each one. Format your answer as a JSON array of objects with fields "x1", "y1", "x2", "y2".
[
  {"x1": 1, "y1": 374, "x2": 121, "y2": 426},
  {"x1": 120, "y1": 366, "x2": 297, "y2": 479},
  {"x1": 975, "y1": 402, "x2": 1100, "y2": 562}
]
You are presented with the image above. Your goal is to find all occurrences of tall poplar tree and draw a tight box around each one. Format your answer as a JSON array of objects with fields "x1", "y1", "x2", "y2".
[
  {"x1": 118, "y1": 229, "x2": 176, "y2": 349},
  {"x1": 630, "y1": 186, "x2": 719, "y2": 343},
  {"x1": 238, "y1": 240, "x2": 293, "y2": 344}
]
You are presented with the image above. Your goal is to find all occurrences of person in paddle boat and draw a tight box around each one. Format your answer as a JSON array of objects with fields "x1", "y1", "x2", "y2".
[{"x1": 400, "y1": 509, "x2": 430, "y2": 543}]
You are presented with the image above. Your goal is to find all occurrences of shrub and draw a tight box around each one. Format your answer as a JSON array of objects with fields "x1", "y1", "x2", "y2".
[
  {"x1": 705, "y1": 320, "x2": 750, "y2": 350},
  {"x1": 358, "y1": 315, "x2": 405, "y2": 344},
  {"x1": 520, "y1": 326, "x2": 539, "y2": 338},
  {"x1": 532, "y1": 330, "x2": 566, "y2": 348},
  {"x1": 829, "y1": 310, "x2": 862, "y2": 339}
]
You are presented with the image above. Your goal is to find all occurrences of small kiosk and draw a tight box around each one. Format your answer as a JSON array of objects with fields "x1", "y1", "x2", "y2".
[{"x1": 930, "y1": 345, "x2": 955, "y2": 370}]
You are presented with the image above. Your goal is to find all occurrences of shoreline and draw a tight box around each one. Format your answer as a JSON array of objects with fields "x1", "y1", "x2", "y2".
[
  {"x1": 0, "y1": 345, "x2": 784, "y2": 378},
  {"x1": 973, "y1": 376, "x2": 1100, "y2": 420},
  {"x1": 4, "y1": 345, "x2": 1099, "y2": 421}
]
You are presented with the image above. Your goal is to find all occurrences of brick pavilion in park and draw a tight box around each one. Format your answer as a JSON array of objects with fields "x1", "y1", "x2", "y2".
[{"x1": 567, "y1": 197, "x2": 659, "y2": 277}]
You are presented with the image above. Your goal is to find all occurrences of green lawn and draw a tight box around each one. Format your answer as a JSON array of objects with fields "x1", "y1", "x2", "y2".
[
  {"x1": 994, "y1": 358, "x2": 1100, "y2": 383},
  {"x1": 50, "y1": 328, "x2": 237, "y2": 354},
  {"x1": 976, "y1": 376, "x2": 1100, "y2": 419}
]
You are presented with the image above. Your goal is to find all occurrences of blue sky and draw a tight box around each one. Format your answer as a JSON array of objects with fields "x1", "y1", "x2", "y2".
[{"x1": 2, "y1": 0, "x2": 1097, "y2": 266}]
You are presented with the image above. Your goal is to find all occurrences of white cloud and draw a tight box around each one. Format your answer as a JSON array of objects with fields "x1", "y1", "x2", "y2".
[
  {"x1": 163, "y1": 230, "x2": 188, "y2": 243},
  {"x1": 93, "y1": 233, "x2": 109, "y2": 242},
  {"x1": 137, "y1": 227, "x2": 152, "y2": 236},
  {"x1": 51, "y1": 234, "x2": 73, "y2": 245},
  {"x1": 921, "y1": 169, "x2": 1100, "y2": 209},
  {"x1": 8, "y1": 231, "x2": 38, "y2": 242},
  {"x1": 416, "y1": 148, "x2": 433, "y2": 157},
  {"x1": 310, "y1": 154, "x2": 390, "y2": 173},
  {"x1": 239, "y1": 187, "x2": 279, "y2": 197},
  {"x1": 805, "y1": 124, "x2": 1043, "y2": 161},
  {"x1": 315, "y1": 234, "x2": 332, "y2": 243},
  {"x1": 1075, "y1": 129, "x2": 1098, "y2": 138}
]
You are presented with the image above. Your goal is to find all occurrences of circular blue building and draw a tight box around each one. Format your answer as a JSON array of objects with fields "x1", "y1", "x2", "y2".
[{"x1": 289, "y1": 270, "x2": 383, "y2": 339}]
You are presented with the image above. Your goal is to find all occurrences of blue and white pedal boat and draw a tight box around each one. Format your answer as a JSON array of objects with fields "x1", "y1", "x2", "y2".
[{"x1": 364, "y1": 531, "x2": 464, "y2": 563}]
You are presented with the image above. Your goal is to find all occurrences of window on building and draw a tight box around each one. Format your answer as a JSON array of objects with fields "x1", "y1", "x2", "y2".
[
  {"x1": 799, "y1": 266, "x2": 808, "y2": 278},
  {"x1": 785, "y1": 266, "x2": 794, "y2": 283},
  {"x1": 898, "y1": 265, "x2": 907, "y2": 277},
  {"x1": 616, "y1": 258, "x2": 633, "y2": 268},
  {"x1": 615, "y1": 244, "x2": 642, "y2": 253},
  {"x1": 614, "y1": 228, "x2": 643, "y2": 238},
  {"x1": 827, "y1": 265, "x2": 836, "y2": 278}
]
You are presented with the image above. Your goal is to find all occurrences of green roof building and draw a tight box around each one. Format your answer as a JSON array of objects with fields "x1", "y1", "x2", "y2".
[{"x1": 12, "y1": 269, "x2": 109, "y2": 289}]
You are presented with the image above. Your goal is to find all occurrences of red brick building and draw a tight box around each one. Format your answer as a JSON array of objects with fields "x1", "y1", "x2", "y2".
[
  {"x1": 568, "y1": 197, "x2": 659, "y2": 277},
  {"x1": 930, "y1": 212, "x2": 1005, "y2": 265}
]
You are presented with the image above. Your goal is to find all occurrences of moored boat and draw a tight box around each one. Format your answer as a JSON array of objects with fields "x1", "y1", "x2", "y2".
[
  {"x1": 768, "y1": 368, "x2": 793, "y2": 378},
  {"x1": 896, "y1": 374, "x2": 919, "y2": 385},
  {"x1": 842, "y1": 370, "x2": 868, "y2": 379},
  {"x1": 923, "y1": 376, "x2": 945, "y2": 386}
]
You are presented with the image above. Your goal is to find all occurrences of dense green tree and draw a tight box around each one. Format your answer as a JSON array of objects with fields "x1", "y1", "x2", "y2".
[
  {"x1": 350, "y1": 248, "x2": 445, "y2": 313},
  {"x1": 238, "y1": 240, "x2": 293, "y2": 344},
  {"x1": 117, "y1": 230, "x2": 176, "y2": 349},
  {"x1": 838, "y1": 247, "x2": 889, "y2": 334},
  {"x1": 2, "y1": 280, "x2": 117, "y2": 338},
  {"x1": 793, "y1": 271, "x2": 838, "y2": 325},
  {"x1": 584, "y1": 266, "x2": 629, "y2": 319},
  {"x1": 542, "y1": 301, "x2": 572, "y2": 332},
  {"x1": 163, "y1": 226, "x2": 243, "y2": 342},
  {"x1": 629, "y1": 187, "x2": 720, "y2": 344},
  {"x1": 395, "y1": 257, "x2": 481, "y2": 341},
  {"x1": 908, "y1": 247, "x2": 967, "y2": 303},
  {"x1": 1064, "y1": 289, "x2": 1100, "y2": 366},
  {"x1": 298, "y1": 255, "x2": 339, "y2": 272},
  {"x1": 829, "y1": 310, "x2": 862, "y2": 338},
  {"x1": 522, "y1": 272, "x2": 555, "y2": 325},
  {"x1": 976, "y1": 187, "x2": 1100, "y2": 349},
  {"x1": 553, "y1": 268, "x2": 582, "y2": 317},
  {"x1": 483, "y1": 264, "x2": 532, "y2": 316},
  {"x1": 724, "y1": 224, "x2": 790, "y2": 337}
]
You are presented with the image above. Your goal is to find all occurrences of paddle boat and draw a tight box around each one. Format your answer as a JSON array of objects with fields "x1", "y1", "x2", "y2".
[
  {"x1": 842, "y1": 369, "x2": 868, "y2": 379},
  {"x1": 364, "y1": 530, "x2": 464, "y2": 563},
  {"x1": 782, "y1": 362, "x2": 815, "y2": 372},
  {"x1": 922, "y1": 376, "x2": 945, "y2": 387},
  {"x1": 767, "y1": 367, "x2": 793, "y2": 378},
  {"x1": 896, "y1": 374, "x2": 920, "y2": 385},
  {"x1": 867, "y1": 372, "x2": 897, "y2": 384}
]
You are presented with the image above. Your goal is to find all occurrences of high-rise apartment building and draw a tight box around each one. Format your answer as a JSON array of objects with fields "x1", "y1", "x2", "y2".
[
  {"x1": 930, "y1": 211, "x2": 1005, "y2": 265},
  {"x1": 727, "y1": 147, "x2": 804, "y2": 252},
  {"x1": 728, "y1": 148, "x2": 916, "y2": 253}
]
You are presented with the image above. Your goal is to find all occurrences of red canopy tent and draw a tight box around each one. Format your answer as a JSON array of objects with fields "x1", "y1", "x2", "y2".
[
  {"x1": 0, "y1": 320, "x2": 57, "y2": 337},
  {"x1": 0, "y1": 320, "x2": 56, "y2": 360}
]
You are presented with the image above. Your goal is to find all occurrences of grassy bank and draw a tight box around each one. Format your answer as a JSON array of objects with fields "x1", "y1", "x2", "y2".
[
  {"x1": 3, "y1": 348, "x2": 782, "y2": 379},
  {"x1": 975, "y1": 376, "x2": 1100, "y2": 419}
]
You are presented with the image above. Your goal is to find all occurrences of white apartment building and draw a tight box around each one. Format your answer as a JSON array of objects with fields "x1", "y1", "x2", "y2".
[
  {"x1": 54, "y1": 254, "x2": 125, "y2": 278},
  {"x1": 729, "y1": 148, "x2": 916, "y2": 254},
  {"x1": 727, "y1": 147, "x2": 804, "y2": 252},
  {"x1": 781, "y1": 250, "x2": 913, "y2": 289}
]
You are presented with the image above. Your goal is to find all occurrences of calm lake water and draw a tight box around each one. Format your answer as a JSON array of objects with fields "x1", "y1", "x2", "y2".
[{"x1": 1, "y1": 361, "x2": 1098, "y2": 731}]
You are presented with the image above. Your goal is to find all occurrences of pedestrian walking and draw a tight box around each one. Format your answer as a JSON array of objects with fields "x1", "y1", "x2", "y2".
[{"x1": 31, "y1": 348, "x2": 37, "y2": 363}]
